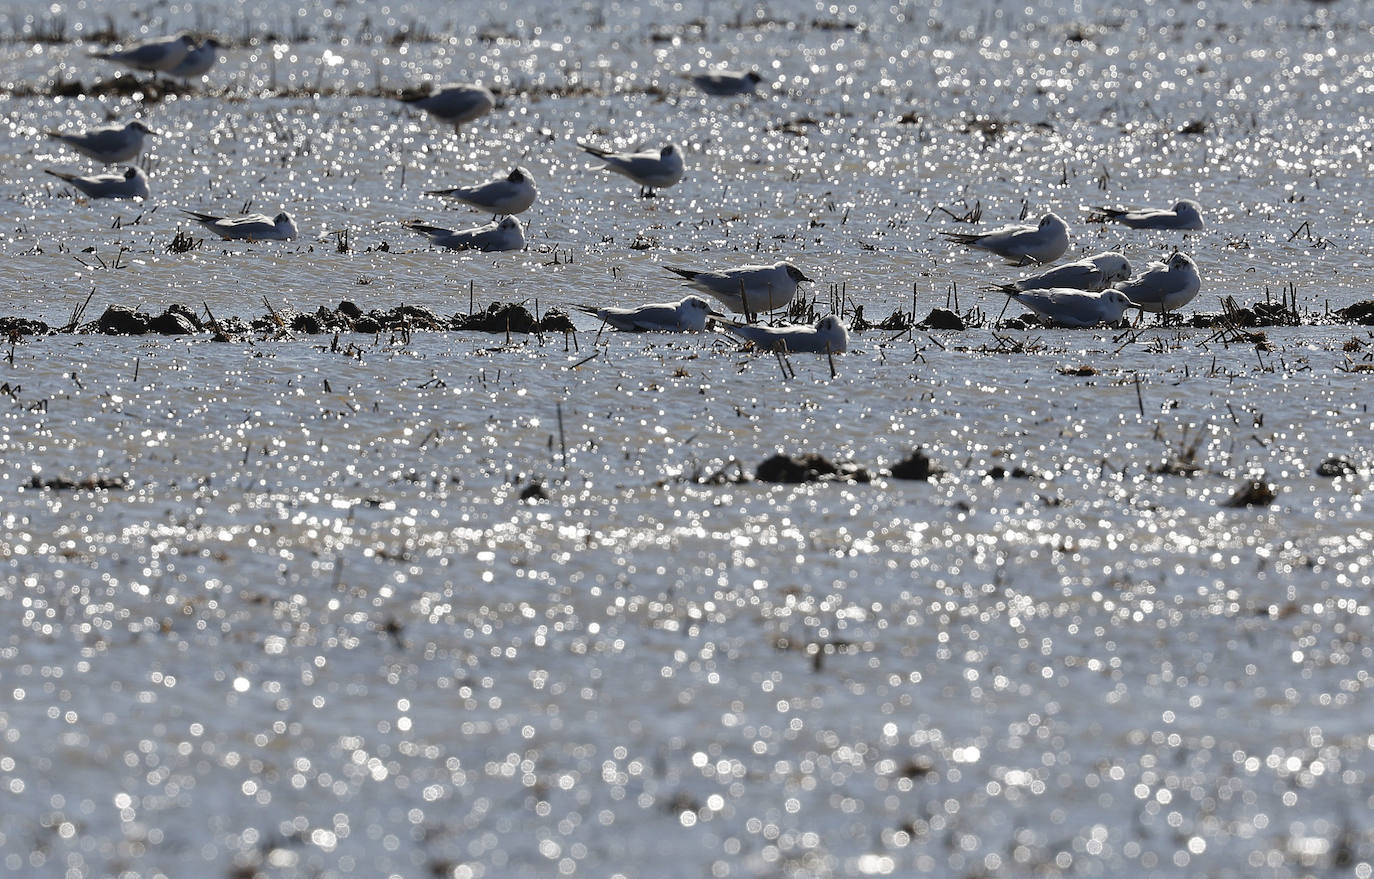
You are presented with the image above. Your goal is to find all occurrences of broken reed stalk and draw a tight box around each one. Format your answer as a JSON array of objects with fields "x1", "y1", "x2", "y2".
[
  {"x1": 1134, "y1": 373, "x2": 1145, "y2": 417},
  {"x1": 556, "y1": 401, "x2": 567, "y2": 469},
  {"x1": 64, "y1": 287, "x2": 95, "y2": 331},
  {"x1": 202, "y1": 300, "x2": 221, "y2": 334},
  {"x1": 262, "y1": 295, "x2": 284, "y2": 328}
]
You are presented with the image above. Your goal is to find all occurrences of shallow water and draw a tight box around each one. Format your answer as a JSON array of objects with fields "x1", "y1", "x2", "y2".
[{"x1": 1, "y1": 0, "x2": 1373, "y2": 877}]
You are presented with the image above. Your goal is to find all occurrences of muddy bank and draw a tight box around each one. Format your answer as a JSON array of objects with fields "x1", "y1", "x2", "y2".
[{"x1": 0, "y1": 300, "x2": 577, "y2": 339}]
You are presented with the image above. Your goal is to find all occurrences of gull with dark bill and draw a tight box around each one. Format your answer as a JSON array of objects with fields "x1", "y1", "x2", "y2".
[
  {"x1": 1089, "y1": 199, "x2": 1204, "y2": 231},
  {"x1": 991, "y1": 251, "x2": 1132, "y2": 293},
  {"x1": 720, "y1": 315, "x2": 849, "y2": 354},
  {"x1": 427, "y1": 167, "x2": 536, "y2": 217},
  {"x1": 46, "y1": 120, "x2": 159, "y2": 164},
  {"x1": 1116, "y1": 253, "x2": 1202, "y2": 313},
  {"x1": 690, "y1": 68, "x2": 766, "y2": 96},
  {"x1": 45, "y1": 166, "x2": 150, "y2": 200},
  {"x1": 575, "y1": 296, "x2": 722, "y2": 332},
  {"x1": 168, "y1": 37, "x2": 224, "y2": 80},
  {"x1": 182, "y1": 210, "x2": 298, "y2": 241},
  {"x1": 404, "y1": 216, "x2": 525, "y2": 252},
  {"x1": 578, "y1": 142, "x2": 684, "y2": 197},
  {"x1": 397, "y1": 82, "x2": 495, "y2": 129},
  {"x1": 92, "y1": 33, "x2": 196, "y2": 74},
  {"x1": 941, "y1": 213, "x2": 1070, "y2": 264},
  {"x1": 1003, "y1": 289, "x2": 1136, "y2": 328},
  {"x1": 662, "y1": 261, "x2": 812, "y2": 314}
]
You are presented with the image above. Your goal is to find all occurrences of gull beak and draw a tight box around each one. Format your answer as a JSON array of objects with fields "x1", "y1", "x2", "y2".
[
  {"x1": 707, "y1": 308, "x2": 728, "y2": 319},
  {"x1": 799, "y1": 273, "x2": 814, "y2": 284}
]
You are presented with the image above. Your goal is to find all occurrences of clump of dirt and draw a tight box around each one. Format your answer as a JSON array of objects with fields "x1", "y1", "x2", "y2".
[
  {"x1": 889, "y1": 448, "x2": 943, "y2": 481},
  {"x1": 1222, "y1": 479, "x2": 1277, "y2": 508},
  {"x1": 756, "y1": 452, "x2": 871, "y2": 484}
]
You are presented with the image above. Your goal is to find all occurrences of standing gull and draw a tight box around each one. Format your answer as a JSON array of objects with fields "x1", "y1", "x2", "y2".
[
  {"x1": 1117, "y1": 253, "x2": 1202, "y2": 313},
  {"x1": 662, "y1": 261, "x2": 812, "y2": 314},
  {"x1": 397, "y1": 83, "x2": 495, "y2": 130},
  {"x1": 427, "y1": 167, "x2": 536, "y2": 217},
  {"x1": 992, "y1": 251, "x2": 1132, "y2": 293},
  {"x1": 941, "y1": 213, "x2": 1070, "y2": 264},
  {"x1": 578, "y1": 142, "x2": 684, "y2": 197},
  {"x1": 46, "y1": 120, "x2": 158, "y2": 164},
  {"x1": 92, "y1": 33, "x2": 196, "y2": 75}
]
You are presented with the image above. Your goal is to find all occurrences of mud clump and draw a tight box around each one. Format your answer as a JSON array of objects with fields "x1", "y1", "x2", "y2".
[
  {"x1": 96, "y1": 305, "x2": 149, "y2": 335},
  {"x1": 518, "y1": 481, "x2": 550, "y2": 502},
  {"x1": 920, "y1": 308, "x2": 965, "y2": 330},
  {"x1": 148, "y1": 304, "x2": 203, "y2": 334},
  {"x1": 454, "y1": 302, "x2": 541, "y2": 333},
  {"x1": 1337, "y1": 301, "x2": 1374, "y2": 325},
  {"x1": 756, "y1": 452, "x2": 871, "y2": 484},
  {"x1": 28, "y1": 474, "x2": 127, "y2": 491},
  {"x1": 0, "y1": 317, "x2": 51, "y2": 336},
  {"x1": 1222, "y1": 479, "x2": 1277, "y2": 508},
  {"x1": 1315, "y1": 456, "x2": 1357, "y2": 478},
  {"x1": 889, "y1": 448, "x2": 943, "y2": 481}
]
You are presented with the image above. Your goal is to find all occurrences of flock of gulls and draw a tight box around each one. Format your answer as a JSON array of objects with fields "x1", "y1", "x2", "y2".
[{"x1": 39, "y1": 31, "x2": 1209, "y2": 355}]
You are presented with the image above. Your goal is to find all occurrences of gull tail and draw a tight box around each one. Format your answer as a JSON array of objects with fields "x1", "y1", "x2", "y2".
[
  {"x1": 1087, "y1": 206, "x2": 1126, "y2": 223},
  {"x1": 403, "y1": 221, "x2": 449, "y2": 237},
  {"x1": 571, "y1": 304, "x2": 602, "y2": 317},
  {"x1": 985, "y1": 283, "x2": 1023, "y2": 296},
  {"x1": 661, "y1": 265, "x2": 698, "y2": 282},
  {"x1": 180, "y1": 210, "x2": 219, "y2": 223},
  {"x1": 43, "y1": 168, "x2": 77, "y2": 183},
  {"x1": 577, "y1": 141, "x2": 611, "y2": 158},
  {"x1": 425, "y1": 187, "x2": 463, "y2": 197},
  {"x1": 939, "y1": 230, "x2": 984, "y2": 245}
]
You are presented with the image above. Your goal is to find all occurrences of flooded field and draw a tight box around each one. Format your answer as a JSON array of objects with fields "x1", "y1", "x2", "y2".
[{"x1": 1, "y1": 0, "x2": 1372, "y2": 877}]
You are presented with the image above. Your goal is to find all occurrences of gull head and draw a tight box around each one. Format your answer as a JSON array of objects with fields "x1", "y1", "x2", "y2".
[
  {"x1": 660, "y1": 144, "x2": 677, "y2": 159},
  {"x1": 507, "y1": 167, "x2": 532, "y2": 184},
  {"x1": 202, "y1": 37, "x2": 224, "y2": 49},
  {"x1": 270, "y1": 211, "x2": 298, "y2": 236},
  {"x1": 1173, "y1": 199, "x2": 1205, "y2": 228},
  {"x1": 746, "y1": 70, "x2": 765, "y2": 84},
  {"x1": 128, "y1": 121, "x2": 160, "y2": 137},
  {"x1": 1166, "y1": 252, "x2": 1196, "y2": 272},
  {"x1": 815, "y1": 316, "x2": 849, "y2": 352},
  {"x1": 783, "y1": 262, "x2": 813, "y2": 284},
  {"x1": 177, "y1": 34, "x2": 197, "y2": 47},
  {"x1": 1094, "y1": 251, "x2": 1132, "y2": 282},
  {"x1": 1103, "y1": 290, "x2": 1136, "y2": 316},
  {"x1": 1039, "y1": 212, "x2": 1067, "y2": 231},
  {"x1": 680, "y1": 296, "x2": 724, "y2": 326},
  {"x1": 498, "y1": 216, "x2": 524, "y2": 233}
]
